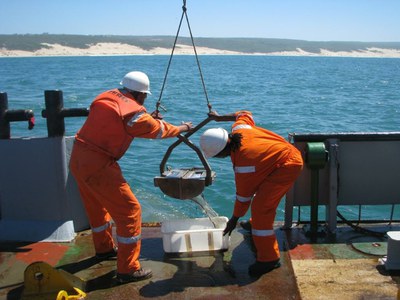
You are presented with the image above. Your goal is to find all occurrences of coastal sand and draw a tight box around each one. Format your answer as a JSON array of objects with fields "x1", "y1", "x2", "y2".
[{"x1": 1, "y1": 42, "x2": 400, "y2": 57}]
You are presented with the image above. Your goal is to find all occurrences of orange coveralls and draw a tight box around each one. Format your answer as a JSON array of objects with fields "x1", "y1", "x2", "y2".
[
  {"x1": 69, "y1": 89, "x2": 180, "y2": 274},
  {"x1": 230, "y1": 111, "x2": 303, "y2": 262}
]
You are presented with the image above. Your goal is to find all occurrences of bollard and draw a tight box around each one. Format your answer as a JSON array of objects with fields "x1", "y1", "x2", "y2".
[
  {"x1": 306, "y1": 142, "x2": 328, "y2": 236},
  {"x1": 0, "y1": 92, "x2": 35, "y2": 139},
  {"x1": 42, "y1": 90, "x2": 89, "y2": 137}
]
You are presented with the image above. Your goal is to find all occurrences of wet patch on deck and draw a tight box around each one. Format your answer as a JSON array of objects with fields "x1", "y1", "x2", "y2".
[{"x1": 1, "y1": 226, "x2": 301, "y2": 300}]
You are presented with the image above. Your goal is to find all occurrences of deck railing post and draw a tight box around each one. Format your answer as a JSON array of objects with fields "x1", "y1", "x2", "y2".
[
  {"x1": 0, "y1": 92, "x2": 35, "y2": 139},
  {"x1": 42, "y1": 90, "x2": 65, "y2": 137},
  {"x1": 0, "y1": 92, "x2": 10, "y2": 139},
  {"x1": 327, "y1": 139, "x2": 339, "y2": 233},
  {"x1": 42, "y1": 90, "x2": 89, "y2": 137}
]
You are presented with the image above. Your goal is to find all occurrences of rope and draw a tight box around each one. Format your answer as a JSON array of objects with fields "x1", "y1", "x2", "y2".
[
  {"x1": 156, "y1": 0, "x2": 212, "y2": 114},
  {"x1": 336, "y1": 210, "x2": 387, "y2": 238}
]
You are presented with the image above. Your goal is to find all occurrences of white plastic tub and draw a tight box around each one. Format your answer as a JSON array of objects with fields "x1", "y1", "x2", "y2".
[{"x1": 161, "y1": 217, "x2": 230, "y2": 253}]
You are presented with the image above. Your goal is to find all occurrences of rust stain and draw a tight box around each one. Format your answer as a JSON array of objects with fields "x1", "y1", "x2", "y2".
[
  {"x1": 289, "y1": 244, "x2": 316, "y2": 260},
  {"x1": 15, "y1": 242, "x2": 69, "y2": 266}
]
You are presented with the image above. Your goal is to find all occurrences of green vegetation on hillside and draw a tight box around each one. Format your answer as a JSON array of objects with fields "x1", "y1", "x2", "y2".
[{"x1": 1, "y1": 34, "x2": 400, "y2": 53}]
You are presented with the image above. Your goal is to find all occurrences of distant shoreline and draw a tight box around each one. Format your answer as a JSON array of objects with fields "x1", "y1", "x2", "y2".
[{"x1": 2, "y1": 43, "x2": 400, "y2": 58}]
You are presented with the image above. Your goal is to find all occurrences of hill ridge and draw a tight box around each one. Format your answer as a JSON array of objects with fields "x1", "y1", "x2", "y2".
[{"x1": 2, "y1": 34, "x2": 400, "y2": 54}]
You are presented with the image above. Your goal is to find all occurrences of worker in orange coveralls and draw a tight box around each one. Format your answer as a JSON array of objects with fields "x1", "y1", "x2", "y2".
[
  {"x1": 199, "y1": 111, "x2": 303, "y2": 277},
  {"x1": 70, "y1": 71, "x2": 193, "y2": 284}
]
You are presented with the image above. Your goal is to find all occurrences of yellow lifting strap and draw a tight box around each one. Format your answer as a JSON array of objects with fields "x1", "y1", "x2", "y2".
[{"x1": 21, "y1": 261, "x2": 86, "y2": 300}]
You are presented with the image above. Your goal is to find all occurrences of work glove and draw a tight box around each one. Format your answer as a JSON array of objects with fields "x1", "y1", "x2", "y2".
[
  {"x1": 208, "y1": 110, "x2": 219, "y2": 118},
  {"x1": 150, "y1": 110, "x2": 163, "y2": 120},
  {"x1": 223, "y1": 216, "x2": 239, "y2": 236}
]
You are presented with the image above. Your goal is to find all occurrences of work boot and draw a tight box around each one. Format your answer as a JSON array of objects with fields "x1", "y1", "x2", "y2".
[
  {"x1": 239, "y1": 220, "x2": 252, "y2": 232},
  {"x1": 116, "y1": 268, "x2": 153, "y2": 283},
  {"x1": 95, "y1": 247, "x2": 118, "y2": 260},
  {"x1": 248, "y1": 259, "x2": 281, "y2": 277}
]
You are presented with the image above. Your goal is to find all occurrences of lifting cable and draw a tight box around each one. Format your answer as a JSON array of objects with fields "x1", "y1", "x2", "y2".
[
  {"x1": 153, "y1": 0, "x2": 231, "y2": 200},
  {"x1": 155, "y1": 0, "x2": 212, "y2": 115}
]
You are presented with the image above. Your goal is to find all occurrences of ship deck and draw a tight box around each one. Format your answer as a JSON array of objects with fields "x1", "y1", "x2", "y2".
[{"x1": 1, "y1": 222, "x2": 400, "y2": 300}]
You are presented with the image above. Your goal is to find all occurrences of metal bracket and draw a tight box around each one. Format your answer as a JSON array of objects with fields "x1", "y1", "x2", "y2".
[{"x1": 21, "y1": 261, "x2": 86, "y2": 300}]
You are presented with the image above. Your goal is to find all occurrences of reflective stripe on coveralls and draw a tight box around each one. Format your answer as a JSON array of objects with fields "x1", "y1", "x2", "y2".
[
  {"x1": 127, "y1": 111, "x2": 145, "y2": 127},
  {"x1": 234, "y1": 167, "x2": 254, "y2": 204},
  {"x1": 236, "y1": 194, "x2": 252, "y2": 203},
  {"x1": 232, "y1": 124, "x2": 252, "y2": 132},
  {"x1": 127, "y1": 112, "x2": 165, "y2": 139},
  {"x1": 117, "y1": 234, "x2": 141, "y2": 244},
  {"x1": 156, "y1": 120, "x2": 165, "y2": 139},
  {"x1": 92, "y1": 221, "x2": 112, "y2": 233},
  {"x1": 252, "y1": 229, "x2": 275, "y2": 236},
  {"x1": 234, "y1": 166, "x2": 256, "y2": 173}
]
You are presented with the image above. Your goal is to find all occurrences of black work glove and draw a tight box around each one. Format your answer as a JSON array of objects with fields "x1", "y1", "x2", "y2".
[
  {"x1": 150, "y1": 110, "x2": 163, "y2": 120},
  {"x1": 223, "y1": 216, "x2": 239, "y2": 236}
]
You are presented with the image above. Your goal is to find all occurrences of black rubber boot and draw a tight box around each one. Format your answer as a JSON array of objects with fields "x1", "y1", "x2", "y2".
[
  {"x1": 239, "y1": 220, "x2": 252, "y2": 232},
  {"x1": 95, "y1": 247, "x2": 118, "y2": 260},
  {"x1": 248, "y1": 259, "x2": 281, "y2": 277},
  {"x1": 117, "y1": 268, "x2": 153, "y2": 283}
]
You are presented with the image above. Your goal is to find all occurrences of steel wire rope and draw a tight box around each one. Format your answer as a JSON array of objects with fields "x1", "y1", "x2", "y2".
[
  {"x1": 155, "y1": 0, "x2": 212, "y2": 115},
  {"x1": 336, "y1": 210, "x2": 387, "y2": 238}
]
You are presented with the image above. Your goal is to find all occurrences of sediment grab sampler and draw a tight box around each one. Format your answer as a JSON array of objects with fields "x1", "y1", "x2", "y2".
[{"x1": 153, "y1": 0, "x2": 234, "y2": 200}]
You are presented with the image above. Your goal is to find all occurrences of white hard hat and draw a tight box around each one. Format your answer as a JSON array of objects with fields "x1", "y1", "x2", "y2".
[
  {"x1": 120, "y1": 71, "x2": 151, "y2": 94},
  {"x1": 200, "y1": 128, "x2": 229, "y2": 158}
]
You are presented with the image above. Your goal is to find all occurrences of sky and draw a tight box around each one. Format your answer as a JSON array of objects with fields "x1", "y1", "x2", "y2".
[{"x1": 1, "y1": 0, "x2": 400, "y2": 42}]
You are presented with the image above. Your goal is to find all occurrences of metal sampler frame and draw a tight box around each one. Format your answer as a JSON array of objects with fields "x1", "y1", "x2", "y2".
[
  {"x1": 154, "y1": 114, "x2": 235, "y2": 200},
  {"x1": 154, "y1": 1, "x2": 236, "y2": 200}
]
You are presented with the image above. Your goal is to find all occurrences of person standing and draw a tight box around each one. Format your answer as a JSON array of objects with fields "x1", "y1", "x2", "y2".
[
  {"x1": 199, "y1": 110, "x2": 303, "y2": 277},
  {"x1": 70, "y1": 71, "x2": 193, "y2": 283}
]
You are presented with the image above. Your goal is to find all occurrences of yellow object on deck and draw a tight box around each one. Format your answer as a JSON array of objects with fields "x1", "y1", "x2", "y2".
[
  {"x1": 21, "y1": 261, "x2": 86, "y2": 300},
  {"x1": 56, "y1": 288, "x2": 86, "y2": 300}
]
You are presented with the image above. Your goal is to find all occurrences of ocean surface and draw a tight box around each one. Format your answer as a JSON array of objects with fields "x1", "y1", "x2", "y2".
[{"x1": 1, "y1": 55, "x2": 400, "y2": 223}]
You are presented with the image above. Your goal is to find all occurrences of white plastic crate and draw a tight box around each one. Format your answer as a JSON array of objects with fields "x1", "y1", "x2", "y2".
[{"x1": 161, "y1": 217, "x2": 230, "y2": 253}]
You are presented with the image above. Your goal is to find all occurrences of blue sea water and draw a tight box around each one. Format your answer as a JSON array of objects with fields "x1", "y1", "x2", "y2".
[{"x1": 1, "y1": 55, "x2": 400, "y2": 222}]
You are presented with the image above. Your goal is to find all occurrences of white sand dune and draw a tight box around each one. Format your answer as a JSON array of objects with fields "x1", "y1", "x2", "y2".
[{"x1": 1, "y1": 42, "x2": 400, "y2": 58}]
